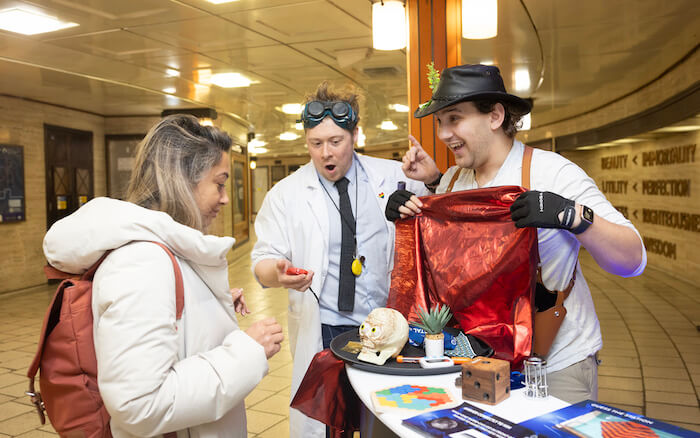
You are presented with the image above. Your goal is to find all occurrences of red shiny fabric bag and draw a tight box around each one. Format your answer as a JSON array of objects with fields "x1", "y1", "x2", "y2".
[
  {"x1": 290, "y1": 349, "x2": 360, "y2": 438},
  {"x1": 387, "y1": 186, "x2": 538, "y2": 368}
]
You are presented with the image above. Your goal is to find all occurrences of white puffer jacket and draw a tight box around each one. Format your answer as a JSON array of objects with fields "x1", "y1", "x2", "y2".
[{"x1": 44, "y1": 197, "x2": 268, "y2": 438}]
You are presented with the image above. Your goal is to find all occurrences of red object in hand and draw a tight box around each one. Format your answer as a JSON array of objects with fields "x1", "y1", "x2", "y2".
[{"x1": 286, "y1": 267, "x2": 308, "y2": 276}]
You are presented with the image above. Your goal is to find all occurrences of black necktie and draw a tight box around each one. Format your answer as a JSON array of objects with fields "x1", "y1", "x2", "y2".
[{"x1": 335, "y1": 177, "x2": 356, "y2": 312}]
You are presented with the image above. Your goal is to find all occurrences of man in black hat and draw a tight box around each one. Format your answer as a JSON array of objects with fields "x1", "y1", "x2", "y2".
[{"x1": 385, "y1": 64, "x2": 647, "y2": 403}]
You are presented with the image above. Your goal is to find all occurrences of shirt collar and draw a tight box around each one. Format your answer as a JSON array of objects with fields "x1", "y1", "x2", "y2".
[{"x1": 482, "y1": 139, "x2": 523, "y2": 187}]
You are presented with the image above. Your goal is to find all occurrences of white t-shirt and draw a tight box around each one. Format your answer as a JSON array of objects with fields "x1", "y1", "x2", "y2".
[{"x1": 436, "y1": 140, "x2": 646, "y2": 372}]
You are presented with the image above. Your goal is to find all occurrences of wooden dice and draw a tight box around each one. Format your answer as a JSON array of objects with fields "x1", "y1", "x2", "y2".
[{"x1": 461, "y1": 357, "x2": 510, "y2": 405}]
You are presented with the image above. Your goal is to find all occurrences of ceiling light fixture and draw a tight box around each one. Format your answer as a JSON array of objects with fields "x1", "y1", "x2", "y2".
[
  {"x1": 206, "y1": 0, "x2": 240, "y2": 4},
  {"x1": 379, "y1": 120, "x2": 398, "y2": 131},
  {"x1": 248, "y1": 139, "x2": 267, "y2": 154},
  {"x1": 514, "y1": 69, "x2": 530, "y2": 92},
  {"x1": 280, "y1": 103, "x2": 303, "y2": 115},
  {"x1": 611, "y1": 138, "x2": 642, "y2": 144},
  {"x1": 654, "y1": 125, "x2": 700, "y2": 133},
  {"x1": 295, "y1": 122, "x2": 304, "y2": 130},
  {"x1": 577, "y1": 143, "x2": 617, "y2": 151},
  {"x1": 279, "y1": 132, "x2": 299, "y2": 141},
  {"x1": 210, "y1": 72, "x2": 254, "y2": 88},
  {"x1": 0, "y1": 7, "x2": 78, "y2": 35},
  {"x1": 388, "y1": 104, "x2": 409, "y2": 113},
  {"x1": 372, "y1": 1, "x2": 406, "y2": 51},
  {"x1": 162, "y1": 87, "x2": 176, "y2": 94},
  {"x1": 462, "y1": 0, "x2": 497, "y2": 40},
  {"x1": 248, "y1": 139, "x2": 266, "y2": 148},
  {"x1": 165, "y1": 68, "x2": 180, "y2": 77},
  {"x1": 249, "y1": 157, "x2": 257, "y2": 169}
]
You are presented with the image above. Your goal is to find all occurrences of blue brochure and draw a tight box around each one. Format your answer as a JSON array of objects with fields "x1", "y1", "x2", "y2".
[
  {"x1": 403, "y1": 402, "x2": 538, "y2": 438},
  {"x1": 519, "y1": 400, "x2": 700, "y2": 438}
]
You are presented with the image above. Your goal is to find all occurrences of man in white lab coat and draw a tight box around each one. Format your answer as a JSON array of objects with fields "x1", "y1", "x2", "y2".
[{"x1": 251, "y1": 81, "x2": 427, "y2": 437}]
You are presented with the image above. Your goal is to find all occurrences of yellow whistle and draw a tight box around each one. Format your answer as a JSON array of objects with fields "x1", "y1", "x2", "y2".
[{"x1": 351, "y1": 259, "x2": 362, "y2": 276}]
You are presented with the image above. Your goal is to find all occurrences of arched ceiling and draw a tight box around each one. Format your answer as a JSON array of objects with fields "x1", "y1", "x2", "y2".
[{"x1": 0, "y1": 0, "x2": 697, "y2": 156}]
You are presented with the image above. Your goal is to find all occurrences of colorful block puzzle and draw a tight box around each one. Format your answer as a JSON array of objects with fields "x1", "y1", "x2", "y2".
[{"x1": 371, "y1": 385, "x2": 457, "y2": 414}]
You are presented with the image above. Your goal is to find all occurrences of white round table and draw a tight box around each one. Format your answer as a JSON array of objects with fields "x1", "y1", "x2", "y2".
[{"x1": 346, "y1": 364, "x2": 569, "y2": 437}]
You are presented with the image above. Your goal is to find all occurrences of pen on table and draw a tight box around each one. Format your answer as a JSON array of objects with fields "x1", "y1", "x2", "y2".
[{"x1": 396, "y1": 355, "x2": 474, "y2": 364}]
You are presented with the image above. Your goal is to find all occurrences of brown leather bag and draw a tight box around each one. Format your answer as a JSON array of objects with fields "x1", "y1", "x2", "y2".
[
  {"x1": 521, "y1": 146, "x2": 575, "y2": 357},
  {"x1": 531, "y1": 271, "x2": 575, "y2": 356},
  {"x1": 27, "y1": 241, "x2": 182, "y2": 438}
]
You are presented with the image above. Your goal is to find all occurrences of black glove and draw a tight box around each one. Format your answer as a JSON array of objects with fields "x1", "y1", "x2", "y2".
[
  {"x1": 385, "y1": 190, "x2": 415, "y2": 222},
  {"x1": 510, "y1": 190, "x2": 577, "y2": 229}
]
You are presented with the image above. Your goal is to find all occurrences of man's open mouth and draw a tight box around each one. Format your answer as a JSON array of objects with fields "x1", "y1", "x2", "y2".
[{"x1": 449, "y1": 142, "x2": 464, "y2": 152}]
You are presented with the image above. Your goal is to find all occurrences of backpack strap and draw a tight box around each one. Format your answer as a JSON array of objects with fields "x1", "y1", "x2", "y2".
[
  {"x1": 29, "y1": 242, "x2": 184, "y2": 378},
  {"x1": 143, "y1": 241, "x2": 184, "y2": 320},
  {"x1": 43, "y1": 265, "x2": 79, "y2": 281}
]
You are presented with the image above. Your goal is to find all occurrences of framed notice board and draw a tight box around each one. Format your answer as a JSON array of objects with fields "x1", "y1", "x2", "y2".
[
  {"x1": 0, "y1": 144, "x2": 25, "y2": 223},
  {"x1": 106, "y1": 135, "x2": 143, "y2": 199}
]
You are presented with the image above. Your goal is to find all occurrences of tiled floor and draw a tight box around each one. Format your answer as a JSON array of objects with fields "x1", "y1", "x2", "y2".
[{"x1": 1, "y1": 241, "x2": 698, "y2": 437}]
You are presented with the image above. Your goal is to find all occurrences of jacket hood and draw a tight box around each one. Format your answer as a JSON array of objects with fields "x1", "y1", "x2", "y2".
[{"x1": 44, "y1": 197, "x2": 235, "y2": 274}]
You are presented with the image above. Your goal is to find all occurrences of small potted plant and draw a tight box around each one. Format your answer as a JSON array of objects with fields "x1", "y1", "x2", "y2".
[{"x1": 413, "y1": 304, "x2": 452, "y2": 358}]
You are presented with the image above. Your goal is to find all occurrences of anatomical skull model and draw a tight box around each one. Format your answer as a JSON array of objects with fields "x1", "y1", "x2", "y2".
[{"x1": 357, "y1": 308, "x2": 409, "y2": 365}]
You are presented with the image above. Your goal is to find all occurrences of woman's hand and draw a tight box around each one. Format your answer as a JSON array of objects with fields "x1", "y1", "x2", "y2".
[
  {"x1": 230, "y1": 288, "x2": 250, "y2": 316},
  {"x1": 245, "y1": 317, "x2": 284, "y2": 359}
]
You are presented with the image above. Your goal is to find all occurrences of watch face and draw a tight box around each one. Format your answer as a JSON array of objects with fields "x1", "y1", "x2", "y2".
[{"x1": 583, "y1": 206, "x2": 594, "y2": 223}]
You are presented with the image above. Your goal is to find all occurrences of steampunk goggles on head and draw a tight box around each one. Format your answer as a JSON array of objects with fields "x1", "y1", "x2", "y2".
[{"x1": 298, "y1": 100, "x2": 358, "y2": 130}]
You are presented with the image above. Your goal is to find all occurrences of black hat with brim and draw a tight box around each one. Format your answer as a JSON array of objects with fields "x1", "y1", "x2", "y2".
[{"x1": 414, "y1": 64, "x2": 532, "y2": 118}]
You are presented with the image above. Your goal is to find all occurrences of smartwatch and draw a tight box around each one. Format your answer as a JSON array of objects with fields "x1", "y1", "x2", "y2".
[{"x1": 570, "y1": 205, "x2": 594, "y2": 235}]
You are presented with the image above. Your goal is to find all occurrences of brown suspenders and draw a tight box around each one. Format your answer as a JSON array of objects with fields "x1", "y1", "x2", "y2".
[
  {"x1": 521, "y1": 145, "x2": 576, "y2": 356},
  {"x1": 446, "y1": 144, "x2": 534, "y2": 193},
  {"x1": 446, "y1": 168, "x2": 463, "y2": 193}
]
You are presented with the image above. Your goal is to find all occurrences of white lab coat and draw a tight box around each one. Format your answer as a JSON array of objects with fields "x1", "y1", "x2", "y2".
[{"x1": 251, "y1": 153, "x2": 427, "y2": 437}]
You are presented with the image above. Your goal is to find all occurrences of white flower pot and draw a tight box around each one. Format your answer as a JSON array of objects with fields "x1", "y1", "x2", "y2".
[{"x1": 424, "y1": 333, "x2": 444, "y2": 358}]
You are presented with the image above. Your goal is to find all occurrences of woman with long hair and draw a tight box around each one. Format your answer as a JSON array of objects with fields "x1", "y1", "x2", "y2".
[{"x1": 44, "y1": 114, "x2": 283, "y2": 437}]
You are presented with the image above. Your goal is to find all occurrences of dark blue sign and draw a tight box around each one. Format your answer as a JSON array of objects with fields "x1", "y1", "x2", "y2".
[{"x1": 0, "y1": 144, "x2": 25, "y2": 223}]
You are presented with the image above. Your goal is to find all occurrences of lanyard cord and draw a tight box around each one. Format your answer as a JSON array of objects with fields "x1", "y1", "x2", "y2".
[{"x1": 318, "y1": 164, "x2": 358, "y2": 241}]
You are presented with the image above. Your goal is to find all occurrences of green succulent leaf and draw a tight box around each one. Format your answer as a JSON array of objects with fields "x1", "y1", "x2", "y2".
[{"x1": 410, "y1": 304, "x2": 452, "y2": 335}]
